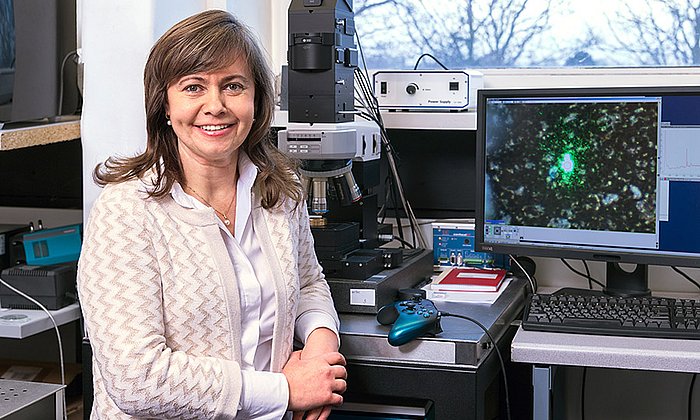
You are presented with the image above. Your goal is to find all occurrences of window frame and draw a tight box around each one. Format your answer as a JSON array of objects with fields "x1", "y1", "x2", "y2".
[{"x1": 480, "y1": 67, "x2": 700, "y2": 89}]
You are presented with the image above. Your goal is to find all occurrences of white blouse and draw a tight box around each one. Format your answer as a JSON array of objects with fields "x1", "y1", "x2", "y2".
[{"x1": 171, "y1": 151, "x2": 338, "y2": 419}]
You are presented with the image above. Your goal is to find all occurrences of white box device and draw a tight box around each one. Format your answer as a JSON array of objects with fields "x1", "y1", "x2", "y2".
[{"x1": 373, "y1": 70, "x2": 483, "y2": 111}]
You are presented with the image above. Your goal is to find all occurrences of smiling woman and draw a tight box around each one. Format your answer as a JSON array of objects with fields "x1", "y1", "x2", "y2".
[
  {"x1": 166, "y1": 60, "x2": 256, "y2": 206},
  {"x1": 95, "y1": 9, "x2": 297, "y2": 207},
  {"x1": 78, "y1": 9, "x2": 346, "y2": 420}
]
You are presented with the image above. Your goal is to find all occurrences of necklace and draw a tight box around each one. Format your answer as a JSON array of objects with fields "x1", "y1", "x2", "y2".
[{"x1": 185, "y1": 185, "x2": 236, "y2": 227}]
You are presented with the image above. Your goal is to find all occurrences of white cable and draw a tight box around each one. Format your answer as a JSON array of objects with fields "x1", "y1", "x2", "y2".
[
  {"x1": 509, "y1": 254, "x2": 536, "y2": 293},
  {"x1": 0, "y1": 276, "x2": 68, "y2": 420}
]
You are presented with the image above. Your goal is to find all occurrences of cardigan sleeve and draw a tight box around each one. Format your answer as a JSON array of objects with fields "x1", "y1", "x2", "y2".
[
  {"x1": 293, "y1": 201, "x2": 341, "y2": 335},
  {"x1": 77, "y1": 183, "x2": 241, "y2": 419}
]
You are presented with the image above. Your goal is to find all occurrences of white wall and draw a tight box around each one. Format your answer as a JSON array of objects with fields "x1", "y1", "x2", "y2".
[{"x1": 81, "y1": 1, "x2": 157, "y2": 224}]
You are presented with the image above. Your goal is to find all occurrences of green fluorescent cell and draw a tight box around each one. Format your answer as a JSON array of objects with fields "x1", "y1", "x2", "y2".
[{"x1": 560, "y1": 153, "x2": 575, "y2": 173}]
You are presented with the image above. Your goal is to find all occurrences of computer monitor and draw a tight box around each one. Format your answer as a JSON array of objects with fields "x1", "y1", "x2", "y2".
[
  {"x1": 475, "y1": 86, "x2": 700, "y2": 296},
  {"x1": 0, "y1": 0, "x2": 79, "y2": 127}
]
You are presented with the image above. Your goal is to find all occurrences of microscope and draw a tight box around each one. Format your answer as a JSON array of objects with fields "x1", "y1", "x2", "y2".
[{"x1": 278, "y1": 0, "x2": 432, "y2": 313}]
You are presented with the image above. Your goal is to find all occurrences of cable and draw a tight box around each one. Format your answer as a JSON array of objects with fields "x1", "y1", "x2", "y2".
[
  {"x1": 0, "y1": 276, "x2": 68, "y2": 420},
  {"x1": 583, "y1": 259, "x2": 592, "y2": 290},
  {"x1": 352, "y1": 67, "x2": 428, "y2": 249},
  {"x1": 402, "y1": 247, "x2": 424, "y2": 259},
  {"x1": 440, "y1": 312, "x2": 511, "y2": 420},
  {"x1": 672, "y1": 266, "x2": 700, "y2": 291},
  {"x1": 412, "y1": 53, "x2": 449, "y2": 70},
  {"x1": 561, "y1": 259, "x2": 606, "y2": 289},
  {"x1": 58, "y1": 50, "x2": 79, "y2": 116},
  {"x1": 377, "y1": 173, "x2": 393, "y2": 225},
  {"x1": 377, "y1": 234, "x2": 415, "y2": 249},
  {"x1": 353, "y1": 27, "x2": 371, "y2": 95},
  {"x1": 353, "y1": 60, "x2": 419, "y2": 247},
  {"x1": 351, "y1": 28, "x2": 429, "y2": 249},
  {"x1": 389, "y1": 172, "x2": 406, "y2": 244},
  {"x1": 689, "y1": 373, "x2": 697, "y2": 420},
  {"x1": 509, "y1": 254, "x2": 536, "y2": 293}
]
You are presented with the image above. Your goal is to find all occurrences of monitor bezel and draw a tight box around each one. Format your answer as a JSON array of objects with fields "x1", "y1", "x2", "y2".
[{"x1": 475, "y1": 85, "x2": 700, "y2": 270}]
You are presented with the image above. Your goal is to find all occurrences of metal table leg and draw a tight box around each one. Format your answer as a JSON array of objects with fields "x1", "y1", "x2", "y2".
[{"x1": 532, "y1": 365, "x2": 554, "y2": 420}]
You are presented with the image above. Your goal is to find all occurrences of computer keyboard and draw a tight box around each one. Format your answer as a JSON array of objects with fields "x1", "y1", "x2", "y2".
[{"x1": 522, "y1": 289, "x2": 700, "y2": 340}]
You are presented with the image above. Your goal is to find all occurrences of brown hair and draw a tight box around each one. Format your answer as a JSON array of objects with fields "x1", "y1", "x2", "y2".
[{"x1": 94, "y1": 9, "x2": 301, "y2": 208}]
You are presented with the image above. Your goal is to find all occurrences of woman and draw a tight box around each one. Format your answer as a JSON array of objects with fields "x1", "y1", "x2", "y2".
[{"x1": 78, "y1": 10, "x2": 346, "y2": 419}]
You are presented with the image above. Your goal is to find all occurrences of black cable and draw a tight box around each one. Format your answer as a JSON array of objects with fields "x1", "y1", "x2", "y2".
[
  {"x1": 361, "y1": 99, "x2": 418, "y2": 247},
  {"x1": 561, "y1": 259, "x2": 606, "y2": 289},
  {"x1": 341, "y1": 0, "x2": 353, "y2": 13},
  {"x1": 441, "y1": 312, "x2": 511, "y2": 420},
  {"x1": 353, "y1": 28, "x2": 370, "y2": 91},
  {"x1": 376, "y1": 146, "x2": 413, "y2": 246},
  {"x1": 389, "y1": 235, "x2": 415, "y2": 249},
  {"x1": 403, "y1": 247, "x2": 423, "y2": 259},
  {"x1": 352, "y1": 30, "x2": 428, "y2": 250},
  {"x1": 412, "y1": 53, "x2": 449, "y2": 70},
  {"x1": 583, "y1": 259, "x2": 592, "y2": 290},
  {"x1": 378, "y1": 124, "x2": 422, "y2": 247},
  {"x1": 689, "y1": 373, "x2": 697, "y2": 420},
  {"x1": 388, "y1": 171, "x2": 405, "y2": 244},
  {"x1": 378, "y1": 173, "x2": 393, "y2": 224},
  {"x1": 353, "y1": 68, "x2": 377, "y2": 115},
  {"x1": 672, "y1": 266, "x2": 700, "y2": 291},
  {"x1": 352, "y1": 62, "x2": 419, "y2": 248},
  {"x1": 353, "y1": 66, "x2": 426, "y2": 248}
]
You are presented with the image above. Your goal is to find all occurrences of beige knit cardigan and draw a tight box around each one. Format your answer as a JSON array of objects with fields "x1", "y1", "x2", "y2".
[{"x1": 77, "y1": 177, "x2": 339, "y2": 419}]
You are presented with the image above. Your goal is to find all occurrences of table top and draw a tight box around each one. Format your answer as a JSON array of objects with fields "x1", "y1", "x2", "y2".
[
  {"x1": 511, "y1": 288, "x2": 700, "y2": 374},
  {"x1": 511, "y1": 325, "x2": 700, "y2": 374},
  {"x1": 0, "y1": 118, "x2": 80, "y2": 151},
  {"x1": 339, "y1": 277, "x2": 528, "y2": 368},
  {"x1": 0, "y1": 303, "x2": 81, "y2": 339}
]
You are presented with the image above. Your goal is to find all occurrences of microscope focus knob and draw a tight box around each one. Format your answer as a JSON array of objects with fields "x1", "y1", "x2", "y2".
[{"x1": 405, "y1": 83, "x2": 418, "y2": 95}]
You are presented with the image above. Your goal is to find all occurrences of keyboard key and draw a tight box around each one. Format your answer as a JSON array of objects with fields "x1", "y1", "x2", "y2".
[{"x1": 562, "y1": 318, "x2": 622, "y2": 327}]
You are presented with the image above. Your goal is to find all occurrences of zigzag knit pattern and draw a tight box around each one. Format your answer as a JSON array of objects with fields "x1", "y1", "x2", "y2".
[{"x1": 78, "y1": 179, "x2": 338, "y2": 419}]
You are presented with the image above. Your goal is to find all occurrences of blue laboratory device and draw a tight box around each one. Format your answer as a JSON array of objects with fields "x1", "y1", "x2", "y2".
[
  {"x1": 22, "y1": 224, "x2": 82, "y2": 266},
  {"x1": 432, "y1": 221, "x2": 508, "y2": 269}
]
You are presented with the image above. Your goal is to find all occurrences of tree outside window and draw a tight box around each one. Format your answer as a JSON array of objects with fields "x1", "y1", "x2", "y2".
[{"x1": 354, "y1": 0, "x2": 700, "y2": 69}]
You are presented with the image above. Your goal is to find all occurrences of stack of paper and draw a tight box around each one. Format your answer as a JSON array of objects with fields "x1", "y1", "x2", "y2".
[{"x1": 424, "y1": 267, "x2": 510, "y2": 304}]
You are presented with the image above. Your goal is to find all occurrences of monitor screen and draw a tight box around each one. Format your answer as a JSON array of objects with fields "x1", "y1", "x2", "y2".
[
  {"x1": 475, "y1": 86, "x2": 700, "y2": 295},
  {"x1": 0, "y1": 0, "x2": 15, "y2": 105}
]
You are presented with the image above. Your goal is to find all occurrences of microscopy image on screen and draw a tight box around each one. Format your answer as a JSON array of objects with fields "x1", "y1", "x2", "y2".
[
  {"x1": 485, "y1": 100, "x2": 658, "y2": 233},
  {"x1": 0, "y1": 0, "x2": 13, "y2": 69}
]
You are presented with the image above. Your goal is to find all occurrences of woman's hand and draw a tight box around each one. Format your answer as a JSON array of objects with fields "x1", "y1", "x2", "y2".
[
  {"x1": 285, "y1": 328, "x2": 346, "y2": 420},
  {"x1": 283, "y1": 350, "x2": 347, "y2": 414}
]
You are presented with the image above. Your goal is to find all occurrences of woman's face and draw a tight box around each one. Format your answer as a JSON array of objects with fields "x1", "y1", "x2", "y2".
[{"x1": 166, "y1": 57, "x2": 255, "y2": 169}]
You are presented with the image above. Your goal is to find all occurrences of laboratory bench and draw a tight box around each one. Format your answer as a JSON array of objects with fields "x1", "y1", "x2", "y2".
[{"x1": 337, "y1": 277, "x2": 529, "y2": 419}]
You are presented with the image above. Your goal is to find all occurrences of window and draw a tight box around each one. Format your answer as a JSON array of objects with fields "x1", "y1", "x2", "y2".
[{"x1": 354, "y1": 0, "x2": 700, "y2": 69}]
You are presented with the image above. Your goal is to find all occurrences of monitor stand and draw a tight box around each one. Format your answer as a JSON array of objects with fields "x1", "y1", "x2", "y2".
[
  {"x1": 554, "y1": 262, "x2": 651, "y2": 298},
  {"x1": 604, "y1": 262, "x2": 650, "y2": 297}
]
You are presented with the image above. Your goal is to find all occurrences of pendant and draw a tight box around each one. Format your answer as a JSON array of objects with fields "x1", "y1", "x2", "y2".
[{"x1": 223, "y1": 217, "x2": 231, "y2": 226}]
